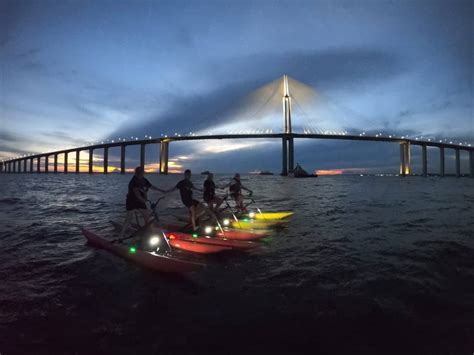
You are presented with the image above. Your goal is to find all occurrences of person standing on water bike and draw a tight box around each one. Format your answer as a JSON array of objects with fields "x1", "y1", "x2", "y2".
[
  {"x1": 203, "y1": 173, "x2": 223, "y2": 212},
  {"x1": 165, "y1": 169, "x2": 203, "y2": 231},
  {"x1": 120, "y1": 167, "x2": 165, "y2": 238},
  {"x1": 226, "y1": 173, "x2": 252, "y2": 213}
]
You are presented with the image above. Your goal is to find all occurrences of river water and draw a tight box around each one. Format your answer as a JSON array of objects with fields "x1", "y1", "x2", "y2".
[{"x1": 0, "y1": 173, "x2": 473, "y2": 354}]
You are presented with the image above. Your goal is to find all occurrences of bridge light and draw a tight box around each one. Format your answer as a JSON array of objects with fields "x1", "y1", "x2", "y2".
[{"x1": 450, "y1": 141, "x2": 453, "y2": 144}]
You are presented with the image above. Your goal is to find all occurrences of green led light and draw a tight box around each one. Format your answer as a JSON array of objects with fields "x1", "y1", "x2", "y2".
[
  {"x1": 129, "y1": 246, "x2": 137, "y2": 254},
  {"x1": 192, "y1": 233, "x2": 198, "y2": 238},
  {"x1": 243, "y1": 218, "x2": 249, "y2": 222}
]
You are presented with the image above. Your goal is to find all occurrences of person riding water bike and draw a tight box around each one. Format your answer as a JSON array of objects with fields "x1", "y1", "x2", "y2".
[
  {"x1": 225, "y1": 173, "x2": 252, "y2": 213},
  {"x1": 203, "y1": 173, "x2": 223, "y2": 213},
  {"x1": 165, "y1": 169, "x2": 203, "y2": 231},
  {"x1": 120, "y1": 167, "x2": 165, "y2": 238}
]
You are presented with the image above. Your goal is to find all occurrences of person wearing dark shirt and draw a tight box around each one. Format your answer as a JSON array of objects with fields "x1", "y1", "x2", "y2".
[
  {"x1": 120, "y1": 167, "x2": 165, "y2": 238},
  {"x1": 166, "y1": 169, "x2": 202, "y2": 231},
  {"x1": 203, "y1": 173, "x2": 223, "y2": 212},
  {"x1": 225, "y1": 173, "x2": 252, "y2": 213}
]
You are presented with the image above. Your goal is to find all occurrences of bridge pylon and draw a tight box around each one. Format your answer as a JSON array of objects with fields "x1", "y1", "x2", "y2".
[{"x1": 281, "y1": 74, "x2": 294, "y2": 175}]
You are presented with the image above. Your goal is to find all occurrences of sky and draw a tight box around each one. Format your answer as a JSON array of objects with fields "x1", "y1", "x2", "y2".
[{"x1": 1, "y1": 0, "x2": 472, "y2": 174}]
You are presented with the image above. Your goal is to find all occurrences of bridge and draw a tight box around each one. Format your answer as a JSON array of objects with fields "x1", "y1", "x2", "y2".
[{"x1": 1, "y1": 75, "x2": 473, "y2": 177}]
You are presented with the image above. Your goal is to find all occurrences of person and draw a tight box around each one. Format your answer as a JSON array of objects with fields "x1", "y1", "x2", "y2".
[
  {"x1": 226, "y1": 173, "x2": 252, "y2": 213},
  {"x1": 120, "y1": 166, "x2": 165, "y2": 238},
  {"x1": 203, "y1": 173, "x2": 223, "y2": 212},
  {"x1": 166, "y1": 169, "x2": 202, "y2": 231}
]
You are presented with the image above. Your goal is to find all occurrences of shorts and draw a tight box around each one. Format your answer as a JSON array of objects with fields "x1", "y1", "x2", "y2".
[
  {"x1": 126, "y1": 197, "x2": 147, "y2": 211},
  {"x1": 183, "y1": 198, "x2": 199, "y2": 208},
  {"x1": 203, "y1": 193, "x2": 215, "y2": 203}
]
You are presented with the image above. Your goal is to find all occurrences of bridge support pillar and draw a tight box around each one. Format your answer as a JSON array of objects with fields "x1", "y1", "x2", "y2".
[
  {"x1": 281, "y1": 137, "x2": 288, "y2": 176},
  {"x1": 45, "y1": 156, "x2": 49, "y2": 173},
  {"x1": 439, "y1": 147, "x2": 445, "y2": 177},
  {"x1": 23, "y1": 159, "x2": 27, "y2": 173},
  {"x1": 8, "y1": 162, "x2": 11, "y2": 173},
  {"x1": 54, "y1": 154, "x2": 58, "y2": 173},
  {"x1": 104, "y1": 147, "x2": 109, "y2": 174},
  {"x1": 159, "y1": 141, "x2": 169, "y2": 174},
  {"x1": 12, "y1": 161, "x2": 16, "y2": 173},
  {"x1": 76, "y1": 150, "x2": 80, "y2": 173},
  {"x1": 455, "y1": 149, "x2": 460, "y2": 178},
  {"x1": 64, "y1": 153, "x2": 68, "y2": 174},
  {"x1": 469, "y1": 150, "x2": 474, "y2": 177},
  {"x1": 140, "y1": 143, "x2": 145, "y2": 172},
  {"x1": 470, "y1": 151, "x2": 474, "y2": 177},
  {"x1": 120, "y1": 145, "x2": 126, "y2": 174},
  {"x1": 29, "y1": 158, "x2": 33, "y2": 173},
  {"x1": 288, "y1": 137, "x2": 294, "y2": 174},
  {"x1": 422, "y1": 145, "x2": 427, "y2": 176},
  {"x1": 88, "y1": 149, "x2": 93, "y2": 174},
  {"x1": 399, "y1": 142, "x2": 411, "y2": 176}
]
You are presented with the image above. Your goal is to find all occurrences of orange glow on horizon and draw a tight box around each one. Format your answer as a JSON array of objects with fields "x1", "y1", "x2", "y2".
[{"x1": 315, "y1": 169, "x2": 344, "y2": 175}]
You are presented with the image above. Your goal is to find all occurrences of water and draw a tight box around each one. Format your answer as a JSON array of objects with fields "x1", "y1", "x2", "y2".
[{"x1": 0, "y1": 174, "x2": 473, "y2": 354}]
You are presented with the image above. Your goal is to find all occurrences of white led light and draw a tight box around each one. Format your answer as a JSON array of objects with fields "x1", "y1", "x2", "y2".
[{"x1": 149, "y1": 236, "x2": 160, "y2": 246}]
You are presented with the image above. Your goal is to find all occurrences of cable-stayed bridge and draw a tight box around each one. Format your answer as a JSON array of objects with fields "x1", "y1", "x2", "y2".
[{"x1": 1, "y1": 75, "x2": 473, "y2": 177}]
